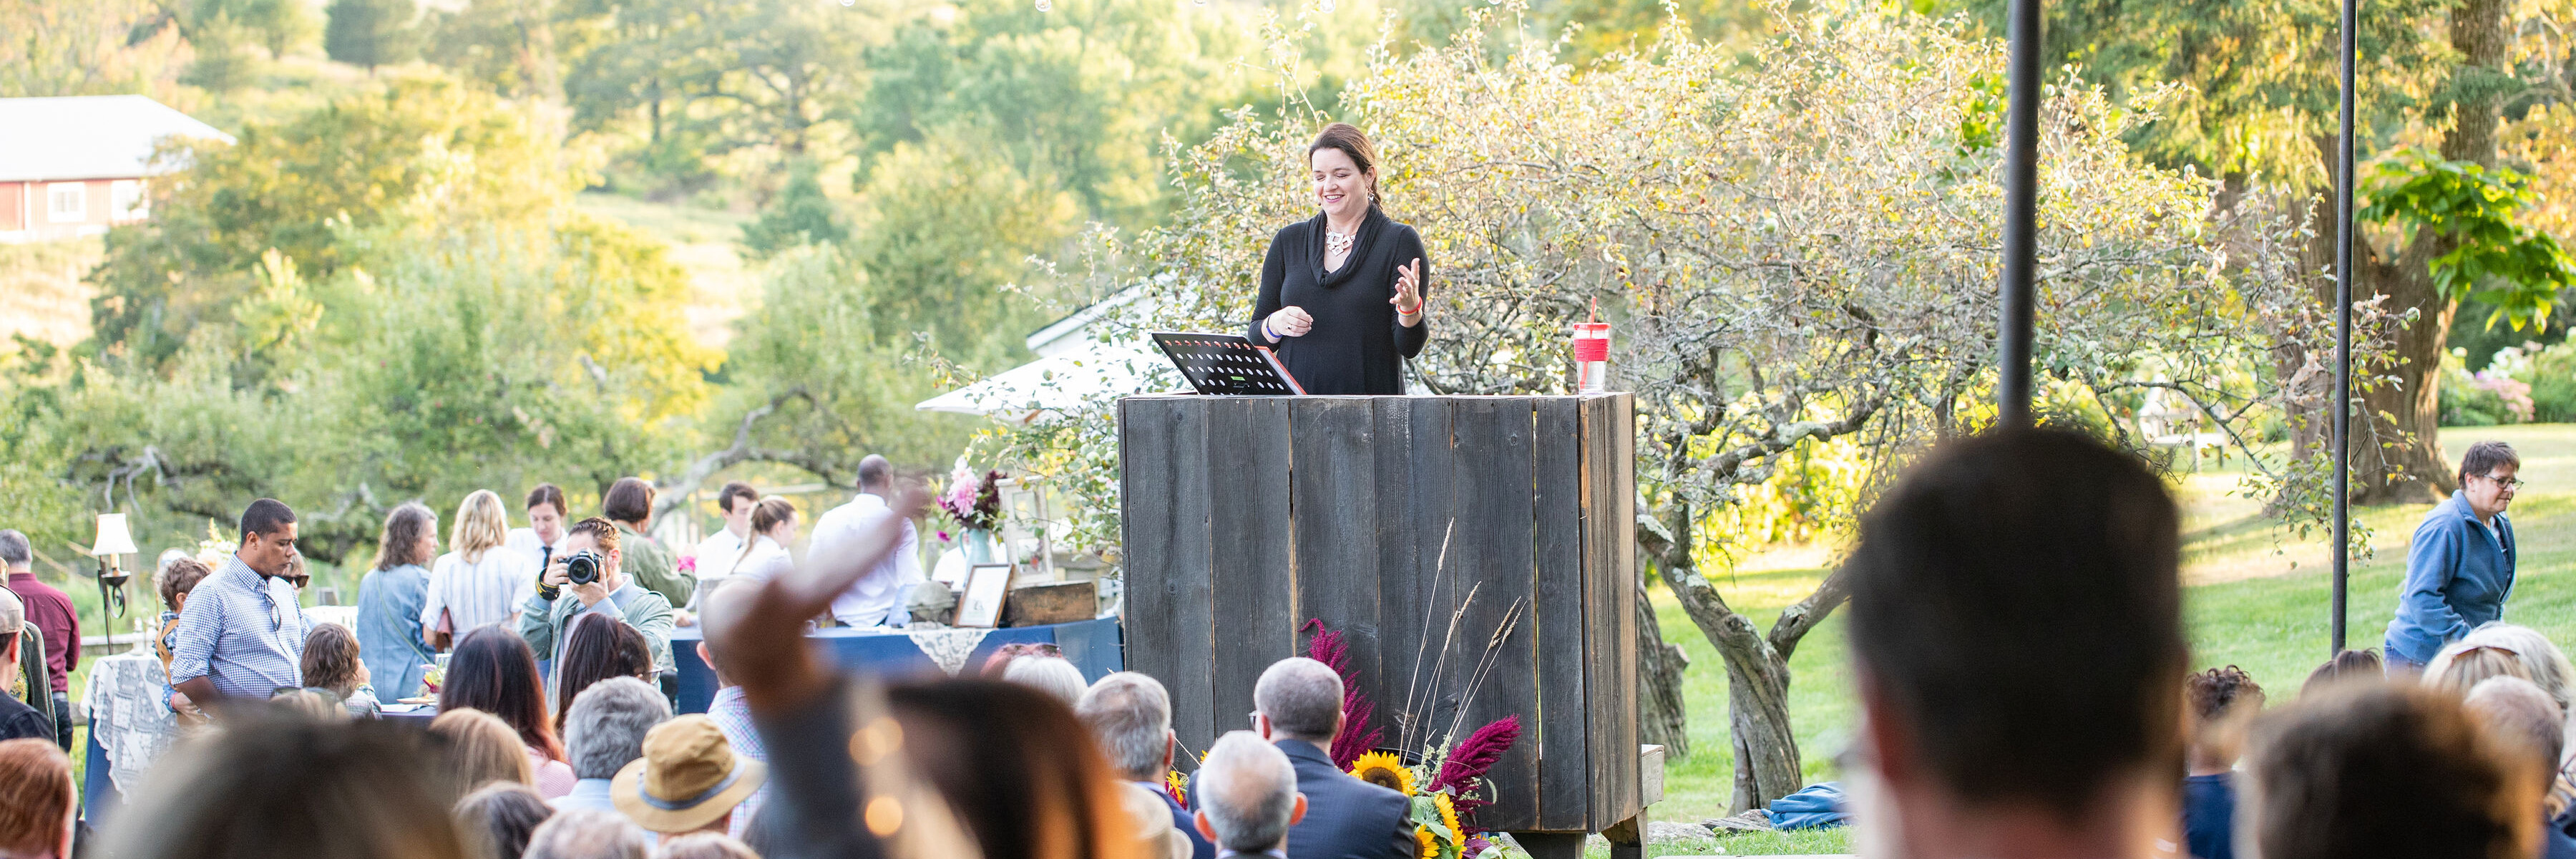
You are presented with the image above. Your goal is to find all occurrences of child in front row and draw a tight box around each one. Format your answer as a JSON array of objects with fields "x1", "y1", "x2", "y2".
[{"x1": 2183, "y1": 665, "x2": 2265, "y2": 859}]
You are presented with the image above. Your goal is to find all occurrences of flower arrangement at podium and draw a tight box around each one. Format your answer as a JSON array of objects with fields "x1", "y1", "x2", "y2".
[{"x1": 1308, "y1": 620, "x2": 1520, "y2": 859}]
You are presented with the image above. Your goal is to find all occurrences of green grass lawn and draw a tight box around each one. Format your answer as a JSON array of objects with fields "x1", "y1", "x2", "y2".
[{"x1": 1639, "y1": 423, "x2": 2576, "y2": 855}]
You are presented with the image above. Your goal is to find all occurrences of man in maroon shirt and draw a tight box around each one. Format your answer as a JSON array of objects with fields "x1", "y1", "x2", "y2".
[{"x1": 0, "y1": 530, "x2": 77, "y2": 751}]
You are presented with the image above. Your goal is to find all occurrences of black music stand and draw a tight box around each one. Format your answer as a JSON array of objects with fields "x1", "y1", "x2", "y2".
[{"x1": 1150, "y1": 332, "x2": 1305, "y2": 395}]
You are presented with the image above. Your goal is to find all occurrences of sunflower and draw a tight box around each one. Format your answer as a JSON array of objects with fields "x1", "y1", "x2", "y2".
[
  {"x1": 1350, "y1": 751, "x2": 1417, "y2": 795},
  {"x1": 1414, "y1": 825, "x2": 1437, "y2": 859},
  {"x1": 1166, "y1": 770, "x2": 1189, "y2": 806},
  {"x1": 1433, "y1": 792, "x2": 1462, "y2": 843}
]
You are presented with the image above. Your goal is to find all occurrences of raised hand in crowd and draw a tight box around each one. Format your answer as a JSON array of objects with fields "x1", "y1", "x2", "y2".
[{"x1": 705, "y1": 477, "x2": 929, "y2": 714}]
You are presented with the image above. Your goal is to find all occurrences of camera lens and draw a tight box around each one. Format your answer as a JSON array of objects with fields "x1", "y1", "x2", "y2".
[{"x1": 567, "y1": 552, "x2": 600, "y2": 586}]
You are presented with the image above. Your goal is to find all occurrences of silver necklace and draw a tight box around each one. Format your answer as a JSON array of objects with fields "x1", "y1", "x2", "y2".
[{"x1": 1324, "y1": 229, "x2": 1355, "y2": 258}]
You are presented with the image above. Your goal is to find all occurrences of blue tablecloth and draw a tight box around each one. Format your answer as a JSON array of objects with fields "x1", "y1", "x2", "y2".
[{"x1": 671, "y1": 618, "x2": 1123, "y2": 714}]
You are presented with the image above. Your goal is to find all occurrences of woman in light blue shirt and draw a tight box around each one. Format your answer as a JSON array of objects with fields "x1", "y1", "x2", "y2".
[
  {"x1": 357, "y1": 503, "x2": 439, "y2": 700},
  {"x1": 2386, "y1": 442, "x2": 2524, "y2": 669}
]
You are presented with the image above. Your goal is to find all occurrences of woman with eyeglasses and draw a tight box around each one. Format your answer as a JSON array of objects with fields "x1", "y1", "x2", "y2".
[{"x1": 2386, "y1": 441, "x2": 2527, "y2": 671}]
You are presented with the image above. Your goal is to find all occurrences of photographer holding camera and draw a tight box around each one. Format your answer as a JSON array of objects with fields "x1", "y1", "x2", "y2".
[{"x1": 515, "y1": 518, "x2": 675, "y2": 678}]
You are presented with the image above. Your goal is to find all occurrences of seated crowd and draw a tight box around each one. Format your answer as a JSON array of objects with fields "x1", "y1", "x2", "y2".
[{"x1": 15, "y1": 431, "x2": 2576, "y2": 859}]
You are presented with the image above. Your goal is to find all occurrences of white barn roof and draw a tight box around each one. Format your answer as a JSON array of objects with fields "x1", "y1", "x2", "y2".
[{"x1": 0, "y1": 95, "x2": 233, "y2": 183}]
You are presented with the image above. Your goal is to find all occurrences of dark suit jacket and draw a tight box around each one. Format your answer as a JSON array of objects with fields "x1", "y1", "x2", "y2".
[
  {"x1": 1274, "y1": 739, "x2": 1414, "y2": 859},
  {"x1": 1149, "y1": 780, "x2": 1216, "y2": 859}
]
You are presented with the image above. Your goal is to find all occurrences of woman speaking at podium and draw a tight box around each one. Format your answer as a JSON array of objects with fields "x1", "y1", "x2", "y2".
[{"x1": 1247, "y1": 122, "x2": 1430, "y2": 395}]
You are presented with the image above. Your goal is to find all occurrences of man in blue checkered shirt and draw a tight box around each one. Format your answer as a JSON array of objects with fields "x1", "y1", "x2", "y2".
[{"x1": 170, "y1": 498, "x2": 312, "y2": 716}]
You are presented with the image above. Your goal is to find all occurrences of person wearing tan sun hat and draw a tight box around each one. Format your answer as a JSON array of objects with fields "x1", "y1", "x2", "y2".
[{"x1": 611, "y1": 714, "x2": 767, "y2": 840}]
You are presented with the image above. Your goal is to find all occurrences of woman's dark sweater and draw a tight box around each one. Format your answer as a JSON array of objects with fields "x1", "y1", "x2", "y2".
[{"x1": 1247, "y1": 208, "x2": 1432, "y2": 395}]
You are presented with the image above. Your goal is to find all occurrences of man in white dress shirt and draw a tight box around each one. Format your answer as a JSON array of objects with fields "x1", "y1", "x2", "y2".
[
  {"x1": 690, "y1": 481, "x2": 761, "y2": 581},
  {"x1": 507, "y1": 483, "x2": 572, "y2": 608},
  {"x1": 819, "y1": 456, "x2": 922, "y2": 628}
]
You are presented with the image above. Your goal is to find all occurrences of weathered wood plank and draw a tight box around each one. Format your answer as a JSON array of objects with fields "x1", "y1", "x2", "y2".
[
  {"x1": 1378, "y1": 397, "x2": 1456, "y2": 754},
  {"x1": 1445, "y1": 397, "x2": 1540, "y2": 831},
  {"x1": 1118, "y1": 397, "x2": 1176, "y2": 716},
  {"x1": 1581, "y1": 394, "x2": 1642, "y2": 824},
  {"x1": 1209, "y1": 397, "x2": 1297, "y2": 732},
  {"x1": 1605, "y1": 393, "x2": 1642, "y2": 822},
  {"x1": 1531, "y1": 397, "x2": 1588, "y2": 830},
  {"x1": 1158, "y1": 397, "x2": 1219, "y2": 759},
  {"x1": 1293, "y1": 397, "x2": 1382, "y2": 736}
]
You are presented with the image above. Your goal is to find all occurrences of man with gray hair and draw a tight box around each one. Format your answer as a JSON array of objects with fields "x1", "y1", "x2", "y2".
[
  {"x1": 523, "y1": 807, "x2": 654, "y2": 859},
  {"x1": 1, "y1": 529, "x2": 77, "y2": 749},
  {"x1": 556, "y1": 676, "x2": 673, "y2": 812},
  {"x1": 1194, "y1": 731, "x2": 1307, "y2": 859},
  {"x1": 1080, "y1": 671, "x2": 1214, "y2": 859},
  {"x1": 1252, "y1": 656, "x2": 1412, "y2": 859}
]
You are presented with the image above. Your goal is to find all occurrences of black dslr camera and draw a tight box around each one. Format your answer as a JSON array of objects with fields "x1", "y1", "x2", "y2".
[{"x1": 562, "y1": 550, "x2": 606, "y2": 586}]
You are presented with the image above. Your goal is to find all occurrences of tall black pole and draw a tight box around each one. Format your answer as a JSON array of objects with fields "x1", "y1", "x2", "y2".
[
  {"x1": 1998, "y1": 0, "x2": 2041, "y2": 428},
  {"x1": 2330, "y1": 0, "x2": 2358, "y2": 654}
]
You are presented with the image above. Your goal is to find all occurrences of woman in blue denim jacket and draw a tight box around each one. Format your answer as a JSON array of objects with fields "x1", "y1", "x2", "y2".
[{"x1": 2386, "y1": 442, "x2": 2524, "y2": 670}]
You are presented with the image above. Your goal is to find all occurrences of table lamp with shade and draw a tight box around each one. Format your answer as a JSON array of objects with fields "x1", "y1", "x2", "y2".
[{"x1": 89, "y1": 513, "x2": 138, "y2": 646}]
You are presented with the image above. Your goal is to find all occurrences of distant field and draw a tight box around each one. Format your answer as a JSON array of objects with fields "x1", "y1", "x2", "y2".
[
  {"x1": 573, "y1": 192, "x2": 758, "y2": 350},
  {"x1": 0, "y1": 238, "x2": 102, "y2": 349},
  {"x1": 1641, "y1": 424, "x2": 2576, "y2": 855}
]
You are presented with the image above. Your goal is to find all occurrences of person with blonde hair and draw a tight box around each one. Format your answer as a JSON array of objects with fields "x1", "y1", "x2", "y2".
[
  {"x1": 2454, "y1": 624, "x2": 2576, "y2": 734},
  {"x1": 434, "y1": 708, "x2": 540, "y2": 797},
  {"x1": 2427, "y1": 641, "x2": 2537, "y2": 699},
  {"x1": 428, "y1": 490, "x2": 540, "y2": 649}
]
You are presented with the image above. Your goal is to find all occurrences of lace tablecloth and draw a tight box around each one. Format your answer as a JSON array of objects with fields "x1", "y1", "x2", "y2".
[
  {"x1": 84, "y1": 651, "x2": 178, "y2": 797},
  {"x1": 905, "y1": 628, "x2": 995, "y2": 676}
]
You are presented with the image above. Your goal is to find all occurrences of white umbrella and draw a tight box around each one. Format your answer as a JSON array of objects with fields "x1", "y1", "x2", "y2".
[{"x1": 914, "y1": 340, "x2": 1169, "y2": 424}]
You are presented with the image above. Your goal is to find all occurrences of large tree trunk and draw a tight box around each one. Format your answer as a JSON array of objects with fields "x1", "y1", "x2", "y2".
[
  {"x1": 1636, "y1": 559, "x2": 1691, "y2": 759},
  {"x1": 1638, "y1": 503, "x2": 1848, "y2": 812},
  {"x1": 2338, "y1": 0, "x2": 2510, "y2": 503}
]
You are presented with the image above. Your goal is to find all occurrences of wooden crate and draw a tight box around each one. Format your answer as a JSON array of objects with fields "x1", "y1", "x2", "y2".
[
  {"x1": 1118, "y1": 394, "x2": 1639, "y2": 835},
  {"x1": 1002, "y1": 580, "x2": 1097, "y2": 627}
]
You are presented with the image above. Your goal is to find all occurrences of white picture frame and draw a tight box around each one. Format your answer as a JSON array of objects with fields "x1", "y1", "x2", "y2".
[{"x1": 955, "y1": 563, "x2": 1013, "y2": 629}]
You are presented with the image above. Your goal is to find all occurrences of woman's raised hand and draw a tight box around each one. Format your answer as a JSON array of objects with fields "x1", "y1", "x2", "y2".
[
  {"x1": 1391, "y1": 258, "x2": 1425, "y2": 320},
  {"x1": 1268, "y1": 306, "x2": 1314, "y2": 340}
]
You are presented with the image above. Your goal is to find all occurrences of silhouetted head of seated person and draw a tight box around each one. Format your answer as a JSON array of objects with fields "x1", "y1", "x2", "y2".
[
  {"x1": 562, "y1": 676, "x2": 672, "y2": 812},
  {"x1": 100, "y1": 707, "x2": 471, "y2": 859},
  {"x1": 884, "y1": 676, "x2": 1136, "y2": 859},
  {"x1": 1192, "y1": 731, "x2": 1305, "y2": 858},
  {"x1": 1843, "y1": 429, "x2": 2187, "y2": 859},
  {"x1": 554, "y1": 612, "x2": 655, "y2": 734},
  {"x1": 2303, "y1": 648, "x2": 2386, "y2": 696},
  {"x1": 2462, "y1": 676, "x2": 2576, "y2": 838},
  {"x1": 522, "y1": 808, "x2": 652, "y2": 859},
  {"x1": 2245, "y1": 681, "x2": 2537, "y2": 859},
  {"x1": 2180, "y1": 667, "x2": 2264, "y2": 859},
  {"x1": 443, "y1": 626, "x2": 567, "y2": 765},
  {"x1": 432, "y1": 708, "x2": 537, "y2": 797},
  {"x1": 0, "y1": 739, "x2": 74, "y2": 859},
  {"x1": 454, "y1": 781, "x2": 555, "y2": 859}
]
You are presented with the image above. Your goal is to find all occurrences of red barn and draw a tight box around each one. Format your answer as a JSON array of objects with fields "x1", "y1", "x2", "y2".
[{"x1": 0, "y1": 95, "x2": 232, "y2": 243}]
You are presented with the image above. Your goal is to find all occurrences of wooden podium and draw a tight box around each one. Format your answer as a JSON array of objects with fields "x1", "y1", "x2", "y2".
[{"x1": 1118, "y1": 394, "x2": 1640, "y2": 848}]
